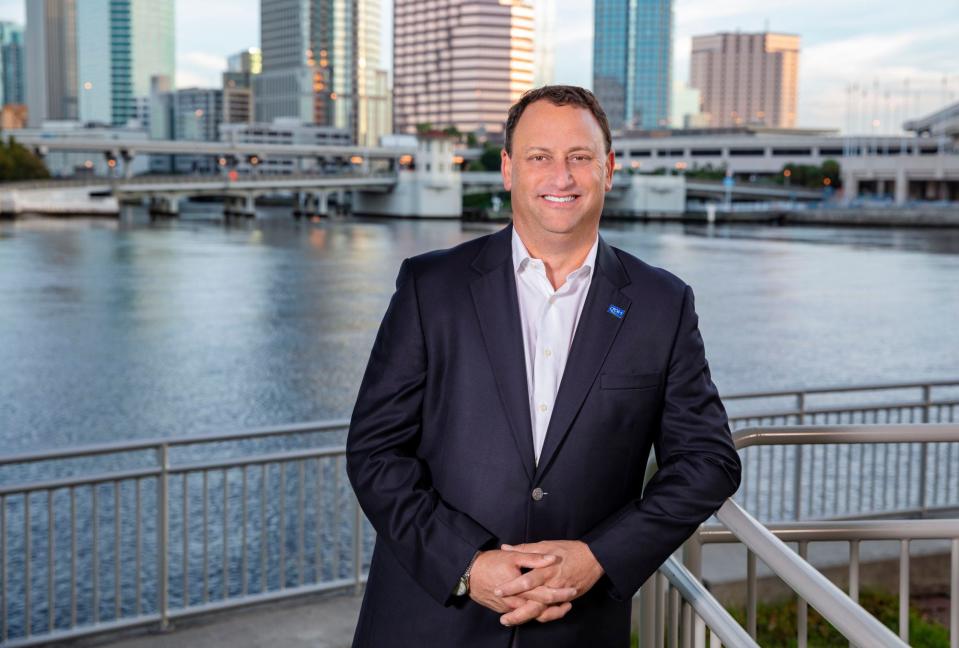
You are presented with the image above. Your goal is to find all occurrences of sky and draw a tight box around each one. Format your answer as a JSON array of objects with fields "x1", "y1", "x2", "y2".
[{"x1": 0, "y1": 0, "x2": 956, "y2": 133}]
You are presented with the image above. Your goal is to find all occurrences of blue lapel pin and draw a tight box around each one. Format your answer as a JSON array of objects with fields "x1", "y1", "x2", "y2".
[{"x1": 607, "y1": 304, "x2": 625, "y2": 319}]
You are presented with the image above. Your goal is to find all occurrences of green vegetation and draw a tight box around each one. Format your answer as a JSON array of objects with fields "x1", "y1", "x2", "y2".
[
  {"x1": 776, "y1": 159, "x2": 841, "y2": 189},
  {"x1": 629, "y1": 588, "x2": 948, "y2": 647},
  {"x1": 0, "y1": 137, "x2": 50, "y2": 182}
]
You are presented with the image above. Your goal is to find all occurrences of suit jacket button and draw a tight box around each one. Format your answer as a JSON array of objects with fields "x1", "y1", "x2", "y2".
[{"x1": 531, "y1": 487, "x2": 545, "y2": 501}]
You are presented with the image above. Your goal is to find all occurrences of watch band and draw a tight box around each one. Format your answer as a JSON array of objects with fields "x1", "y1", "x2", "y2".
[{"x1": 454, "y1": 551, "x2": 481, "y2": 596}]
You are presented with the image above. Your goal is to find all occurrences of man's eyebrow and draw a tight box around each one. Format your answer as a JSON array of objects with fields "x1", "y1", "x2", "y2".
[{"x1": 524, "y1": 145, "x2": 598, "y2": 154}]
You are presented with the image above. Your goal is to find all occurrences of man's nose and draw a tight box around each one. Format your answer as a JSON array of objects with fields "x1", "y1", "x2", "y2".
[{"x1": 548, "y1": 159, "x2": 575, "y2": 189}]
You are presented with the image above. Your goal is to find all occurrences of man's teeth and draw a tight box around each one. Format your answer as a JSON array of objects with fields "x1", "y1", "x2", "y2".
[{"x1": 543, "y1": 195, "x2": 576, "y2": 203}]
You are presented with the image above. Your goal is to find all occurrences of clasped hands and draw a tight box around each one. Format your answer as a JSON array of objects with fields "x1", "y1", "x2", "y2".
[{"x1": 468, "y1": 540, "x2": 604, "y2": 627}]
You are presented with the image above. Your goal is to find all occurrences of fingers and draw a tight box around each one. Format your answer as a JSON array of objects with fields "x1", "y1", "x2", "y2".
[
  {"x1": 513, "y1": 585, "x2": 578, "y2": 605},
  {"x1": 509, "y1": 551, "x2": 557, "y2": 570},
  {"x1": 500, "y1": 599, "x2": 546, "y2": 627},
  {"x1": 535, "y1": 601, "x2": 572, "y2": 623},
  {"x1": 494, "y1": 568, "x2": 550, "y2": 597}
]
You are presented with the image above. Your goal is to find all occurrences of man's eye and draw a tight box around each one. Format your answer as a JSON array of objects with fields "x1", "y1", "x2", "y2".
[
  {"x1": 530, "y1": 155, "x2": 548, "y2": 162},
  {"x1": 571, "y1": 155, "x2": 591, "y2": 162}
]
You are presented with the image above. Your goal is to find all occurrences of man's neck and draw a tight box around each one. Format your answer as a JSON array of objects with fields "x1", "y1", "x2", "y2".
[{"x1": 513, "y1": 223, "x2": 597, "y2": 290}]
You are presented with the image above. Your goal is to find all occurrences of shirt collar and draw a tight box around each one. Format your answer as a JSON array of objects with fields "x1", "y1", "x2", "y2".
[{"x1": 511, "y1": 227, "x2": 599, "y2": 280}]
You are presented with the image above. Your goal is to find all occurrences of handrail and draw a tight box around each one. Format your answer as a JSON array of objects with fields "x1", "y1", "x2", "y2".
[
  {"x1": 733, "y1": 424, "x2": 959, "y2": 449},
  {"x1": 0, "y1": 419, "x2": 350, "y2": 467},
  {"x1": 699, "y1": 517, "x2": 959, "y2": 543},
  {"x1": 725, "y1": 378, "x2": 959, "y2": 400},
  {"x1": 659, "y1": 556, "x2": 760, "y2": 648},
  {"x1": 715, "y1": 499, "x2": 909, "y2": 647}
]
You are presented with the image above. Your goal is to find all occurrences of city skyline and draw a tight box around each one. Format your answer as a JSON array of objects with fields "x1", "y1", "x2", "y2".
[{"x1": 0, "y1": 0, "x2": 956, "y2": 133}]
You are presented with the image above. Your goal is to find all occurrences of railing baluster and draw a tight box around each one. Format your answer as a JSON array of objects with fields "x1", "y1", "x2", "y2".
[
  {"x1": 70, "y1": 488, "x2": 77, "y2": 627},
  {"x1": 746, "y1": 549, "x2": 756, "y2": 639},
  {"x1": 315, "y1": 457, "x2": 323, "y2": 583},
  {"x1": 681, "y1": 600, "x2": 691, "y2": 648},
  {"x1": 793, "y1": 446, "x2": 803, "y2": 520},
  {"x1": 797, "y1": 541, "x2": 808, "y2": 648},
  {"x1": 950, "y1": 538, "x2": 957, "y2": 648},
  {"x1": 279, "y1": 463, "x2": 286, "y2": 588},
  {"x1": 92, "y1": 485, "x2": 98, "y2": 624},
  {"x1": 158, "y1": 444, "x2": 170, "y2": 631},
  {"x1": 1, "y1": 494, "x2": 6, "y2": 642},
  {"x1": 669, "y1": 585, "x2": 680, "y2": 648},
  {"x1": 353, "y1": 493, "x2": 362, "y2": 594},
  {"x1": 755, "y1": 446, "x2": 763, "y2": 516},
  {"x1": 899, "y1": 540, "x2": 909, "y2": 642},
  {"x1": 203, "y1": 470, "x2": 209, "y2": 603},
  {"x1": 298, "y1": 460, "x2": 305, "y2": 586},
  {"x1": 223, "y1": 468, "x2": 229, "y2": 599},
  {"x1": 849, "y1": 540, "x2": 860, "y2": 602},
  {"x1": 260, "y1": 464, "x2": 267, "y2": 593},
  {"x1": 655, "y1": 572, "x2": 666, "y2": 648},
  {"x1": 135, "y1": 479, "x2": 141, "y2": 617},
  {"x1": 114, "y1": 480, "x2": 121, "y2": 620},
  {"x1": 48, "y1": 489, "x2": 54, "y2": 632},
  {"x1": 241, "y1": 467, "x2": 248, "y2": 596},
  {"x1": 333, "y1": 456, "x2": 341, "y2": 580},
  {"x1": 845, "y1": 444, "x2": 853, "y2": 514},
  {"x1": 24, "y1": 493, "x2": 31, "y2": 636},
  {"x1": 183, "y1": 473, "x2": 189, "y2": 607}
]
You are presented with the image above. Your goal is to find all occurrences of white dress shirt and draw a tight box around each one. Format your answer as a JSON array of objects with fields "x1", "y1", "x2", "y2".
[{"x1": 511, "y1": 228, "x2": 599, "y2": 464}]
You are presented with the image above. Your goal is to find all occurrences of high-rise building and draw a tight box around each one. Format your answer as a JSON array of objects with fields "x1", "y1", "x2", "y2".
[
  {"x1": 690, "y1": 32, "x2": 800, "y2": 129},
  {"x1": 0, "y1": 22, "x2": 25, "y2": 107},
  {"x1": 228, "y1": 48, "x2": 262, "y2": 75},
  {"x1": 393, "y1": 0, "x2": 535, "y2": 138},
  {"x1": 25, "y1": 0, "x2": 78, "y2": 126},
  {"x1": 224, "y1": 48, "x2": 261, "y2": 125},
  {"x1": 533, "y1": 0, "x2": 555, "y2": 87},
  {"x1": 593, "y1": 0, "x2": 672, "y2": 131},
  {"x1": 256, "y1": 0, "x2": 382, "y2": 144},
  {"x1": 76, "y1": 0, "x2": 175, "y2": 127}
]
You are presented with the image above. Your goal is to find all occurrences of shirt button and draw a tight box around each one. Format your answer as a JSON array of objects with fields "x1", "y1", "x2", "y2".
[
  {"x1": 544, "y1": 348, "x2": 552, "y2": 358},
  {"x1": 531, "y1": 487, "x2": 545, "y2": 501},
  {"x1": 538, "y1": 403, "x2": 548, "y2": 413}
]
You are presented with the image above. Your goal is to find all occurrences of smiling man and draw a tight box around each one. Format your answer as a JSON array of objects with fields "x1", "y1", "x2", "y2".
[{"x1": 347, "y1": 85, "x2": 741, "y2": 647}]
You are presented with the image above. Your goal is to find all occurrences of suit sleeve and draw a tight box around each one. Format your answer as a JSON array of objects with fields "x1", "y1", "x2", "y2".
[
  {"x1": 346, "y1": 259, "x2": 496, "y2": 605},
  {"x1": 581, "y1": 284, "x2": 742, "y2": 600}
]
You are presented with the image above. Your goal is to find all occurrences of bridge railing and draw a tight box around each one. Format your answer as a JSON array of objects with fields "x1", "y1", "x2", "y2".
[
  {"x1": 1, "y1": 381, "x2": 957, "y2": 645},
  {"x1": 0, "y1": 421, "x2": 362, "y2": 647},
  {"x1": 725, "y1": 379, "x2": 959, "y2": 521}
]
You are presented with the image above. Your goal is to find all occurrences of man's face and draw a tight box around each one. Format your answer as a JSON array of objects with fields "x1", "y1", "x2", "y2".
[{"x1": 501, "y1": 101, "x2": 614, "y2": 241}]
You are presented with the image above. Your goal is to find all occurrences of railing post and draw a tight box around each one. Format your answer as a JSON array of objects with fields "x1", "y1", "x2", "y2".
[
  {"x1": 637, "y1": 578, "x2": 656, "y2": 648},
  {"x1": 919, "y1": 385, "x2": 931, "y2": 511},
  {"x1": 793, "y1": 446, "x2": 803, "y2": 521},
  {"x1": 157, "y1": 443, "x2": 170, "y2": 631},
  {"x1": 683, "y1": 532, "x2": 703, "y2": 582}
]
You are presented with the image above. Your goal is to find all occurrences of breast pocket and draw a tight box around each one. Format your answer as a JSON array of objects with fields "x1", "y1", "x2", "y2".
[{"x1": 600, "y1": 372, "x2": 661, "y2": 391}]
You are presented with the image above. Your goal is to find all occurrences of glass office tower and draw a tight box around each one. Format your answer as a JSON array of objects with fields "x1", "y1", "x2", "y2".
[{"x1": 593, "y1": 0, "x2": 672, "y2": 131}]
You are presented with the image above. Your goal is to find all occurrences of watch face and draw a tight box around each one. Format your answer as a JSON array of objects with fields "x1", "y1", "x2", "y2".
[{"x1": 455, "y1": 578, "x2": 468, "y2": 596}]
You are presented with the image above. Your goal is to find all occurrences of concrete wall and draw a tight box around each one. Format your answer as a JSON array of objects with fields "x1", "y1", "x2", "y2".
[{"x1": 604, "y1": 175, "x2": 686, "y2": 216}]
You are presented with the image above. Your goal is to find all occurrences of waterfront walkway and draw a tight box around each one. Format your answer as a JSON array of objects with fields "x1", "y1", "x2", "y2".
[{"x1": 93, "y1": 593, "x2": 362, "y2": 648}]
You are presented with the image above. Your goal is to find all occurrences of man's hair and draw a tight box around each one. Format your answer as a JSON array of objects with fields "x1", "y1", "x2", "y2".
[{"x1": 503, "y1": 85, "x2": 612, "y2": 157}]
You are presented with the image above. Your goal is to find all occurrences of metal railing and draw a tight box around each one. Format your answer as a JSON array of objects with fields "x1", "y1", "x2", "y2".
[
  {"x1": 0, "y1": 420, "x2": 362, "y2": 647},
  {"x1": 642, "y1": 556, "x2": 760, "y2": 648},
  {"x1": 725, "y1": 380, "x2": 959, "y2": 521},
  {"x1": 2, "y1": 380, "x2": 958, "y2": 645}
]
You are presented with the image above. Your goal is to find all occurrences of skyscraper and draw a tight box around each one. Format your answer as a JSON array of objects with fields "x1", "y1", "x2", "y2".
[
  {"x1": 76, "y1": 0, "x2": 175, "y2": 126},
  {"x1": 256, "y1": 0, "x2": 382, "y2": 144},
  {"x1": 593, "y1": 0, "x2": 672, "y2": 131},
  {"x1": 224, "y1": 48, "x2": 261, "y2": 124},
  {"x1": 0, "y1": 22, "x2": 25, "y2": 107},
  {"x1": 393, "y1": 0, "x2": 535, "y2": 137},
  {"x1": 690, "y1": 32, "x2": 800, "y2": 129},
  {"x1": 25, "y1": 0, "x2": 78, "y2": 126}
]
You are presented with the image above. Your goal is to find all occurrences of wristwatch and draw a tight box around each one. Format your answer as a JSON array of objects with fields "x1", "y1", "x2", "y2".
[{"x1": 454, "y1": 551, "x2": 481, "y2": 596}]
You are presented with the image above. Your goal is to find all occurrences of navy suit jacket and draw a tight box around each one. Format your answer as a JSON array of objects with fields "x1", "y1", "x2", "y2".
[{"x1": 346, "y1": 224, "x2": 741, "y2": 648}]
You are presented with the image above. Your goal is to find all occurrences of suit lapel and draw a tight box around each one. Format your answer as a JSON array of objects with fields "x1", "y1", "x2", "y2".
[
  {"x1": 534, "y1": 237, "x2": 631, "y2": 482},
  {"x1": 470, "y1": 226, "x2": 536, "y2": 481}
]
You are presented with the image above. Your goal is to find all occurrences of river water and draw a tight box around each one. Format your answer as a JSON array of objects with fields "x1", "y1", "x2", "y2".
[{"x1": 2, "y1": 204, "x2": 959, "y2": 452}]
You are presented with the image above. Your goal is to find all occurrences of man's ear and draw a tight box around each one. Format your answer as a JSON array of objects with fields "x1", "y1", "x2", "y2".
[
  {"x1": 604, "y1": 150, "x2": 615, "y2": 192},
  {"x1": 501, "y1": 148, "x2": 512, "y2": 191}
]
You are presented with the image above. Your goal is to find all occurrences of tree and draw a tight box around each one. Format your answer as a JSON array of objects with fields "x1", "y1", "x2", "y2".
[
  {"x1": 0, "y1": 137, "x2": 50, "y2": 181},
  {"x1": 479, "y1": 144, "x2": 502, "y2": 172}
]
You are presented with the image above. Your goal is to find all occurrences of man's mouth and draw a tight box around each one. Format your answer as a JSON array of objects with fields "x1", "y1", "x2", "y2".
[{"x1": 541, "y1": 194, "x2": 579, "y2": 203}]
